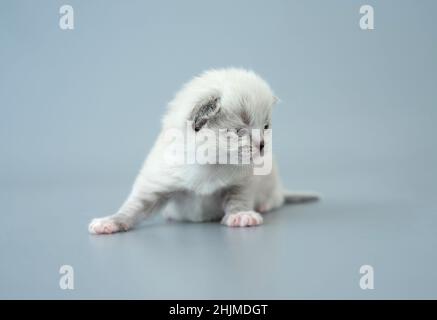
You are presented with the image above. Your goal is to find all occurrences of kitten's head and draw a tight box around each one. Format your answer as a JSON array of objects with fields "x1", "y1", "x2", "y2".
[{"x1": 188, "y1": 68, "x2": 277, "y2": 163}]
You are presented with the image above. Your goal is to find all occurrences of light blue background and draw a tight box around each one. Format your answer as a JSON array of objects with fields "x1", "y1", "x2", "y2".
[{"x1": 0, "y1": 0, "x2": 436, "y2": 298}]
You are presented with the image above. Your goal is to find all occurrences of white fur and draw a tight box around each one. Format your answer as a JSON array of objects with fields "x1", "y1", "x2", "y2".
[{"x1": 88, "y1": 68, "x2": 317, "y2": 234}]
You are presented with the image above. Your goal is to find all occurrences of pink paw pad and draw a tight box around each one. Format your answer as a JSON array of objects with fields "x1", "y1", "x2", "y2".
[
  {"x1": 222, "y1": 211, "x2": 263, "y2": 227},
  {"x1": 88, "y1": 218, "x2": 126, "y2": 235}
]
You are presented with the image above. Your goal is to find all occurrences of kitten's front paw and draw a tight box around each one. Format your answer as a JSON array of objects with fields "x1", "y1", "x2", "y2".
[
  {"x1": 221, "y1": 211, "x2": 263, "y2": 227},
  {"x1": 88, "y1": 216, "x2": 130, "y2": 235}
]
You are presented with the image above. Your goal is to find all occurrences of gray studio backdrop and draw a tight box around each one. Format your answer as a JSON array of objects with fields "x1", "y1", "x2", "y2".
[{"x1": 1, "y1": 0, "x2": 436, "y2": 299}]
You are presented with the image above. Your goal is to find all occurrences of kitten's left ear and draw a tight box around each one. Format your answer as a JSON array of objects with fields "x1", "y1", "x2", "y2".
[{"x1": 189, "y1": 96, "x2": 221, "y2": 132}]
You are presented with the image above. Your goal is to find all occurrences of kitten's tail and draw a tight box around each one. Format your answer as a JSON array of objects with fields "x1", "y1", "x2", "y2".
[{"x1": 283, "y1": 190, "x2": 320, "y2": 204}]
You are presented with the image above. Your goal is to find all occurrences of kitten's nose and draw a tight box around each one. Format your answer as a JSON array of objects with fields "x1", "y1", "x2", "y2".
[{"x1": 259, "y1": 140, "x2": 265, "y2": 151}]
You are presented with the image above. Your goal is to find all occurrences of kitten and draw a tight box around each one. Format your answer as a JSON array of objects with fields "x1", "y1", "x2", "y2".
[{"x1": 88, "y1": 68, "x2": 318, "y2": 234}]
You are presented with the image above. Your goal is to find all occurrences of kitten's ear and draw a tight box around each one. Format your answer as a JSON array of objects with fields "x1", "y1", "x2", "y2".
[{"x1": 190, "y1": 96, "x2": 221, "y2": 132}]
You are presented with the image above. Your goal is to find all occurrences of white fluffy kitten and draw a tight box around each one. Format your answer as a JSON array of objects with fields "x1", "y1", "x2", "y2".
[{"x1": 89, "y1": 68, "x2": 318, "y2": 234}]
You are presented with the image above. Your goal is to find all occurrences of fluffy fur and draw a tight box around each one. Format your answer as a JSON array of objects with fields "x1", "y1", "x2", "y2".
[{"x1": 89, "y1": 68, "x2": 318, "y2": 234}]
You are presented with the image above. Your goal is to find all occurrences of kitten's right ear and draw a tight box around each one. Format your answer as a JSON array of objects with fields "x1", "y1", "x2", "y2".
[{"x1": 189, "y1": 96, "x2": 221, "y2": 132}]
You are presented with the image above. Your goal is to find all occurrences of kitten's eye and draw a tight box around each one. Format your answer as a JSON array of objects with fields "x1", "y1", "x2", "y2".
[{"x1": 264, "y1": 124, "x2": 269, "y2": 129}]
